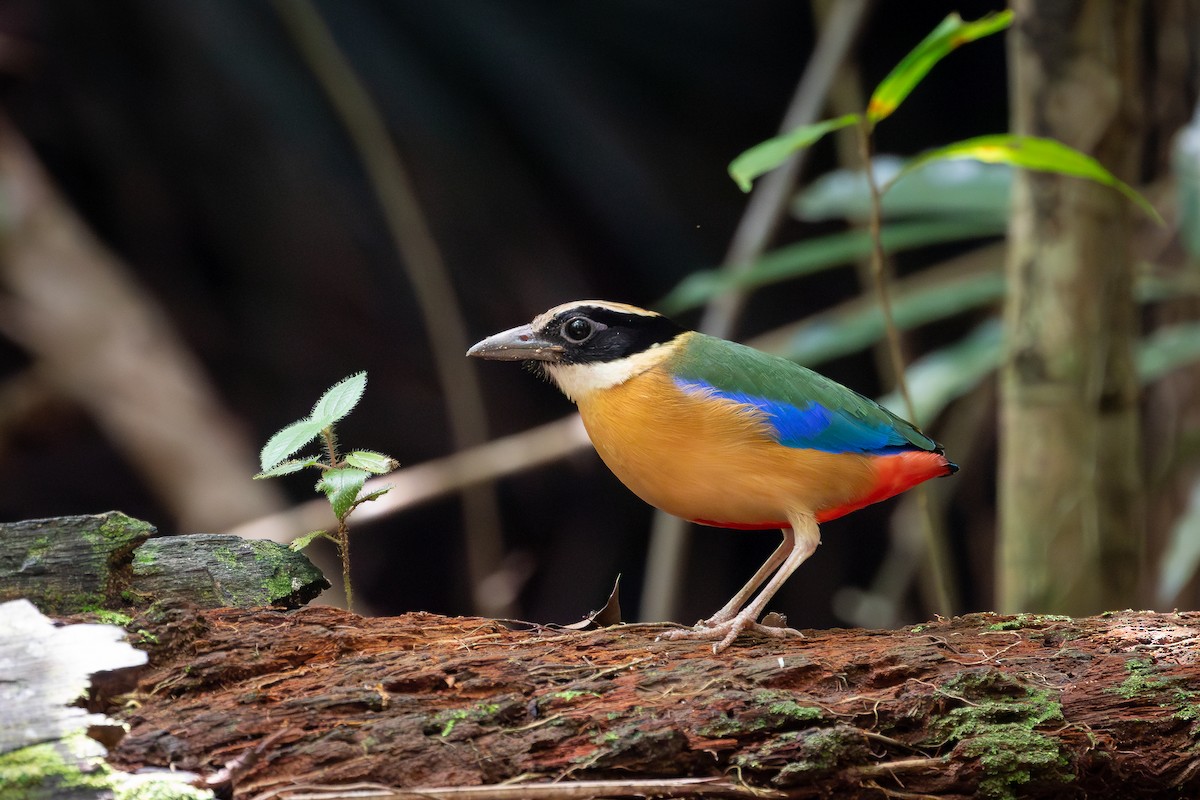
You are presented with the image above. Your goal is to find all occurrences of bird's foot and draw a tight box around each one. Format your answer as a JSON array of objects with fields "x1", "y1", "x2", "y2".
[{"x1": 658, "y1": 610, "x2": 804, "y2": 654}]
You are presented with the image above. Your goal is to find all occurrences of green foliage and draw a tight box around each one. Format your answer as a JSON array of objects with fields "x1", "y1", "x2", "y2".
[
  {"x1": 309, "y1": 371, "x2": 368, "y2": 429},
  {"x1": 290, "y1": 529, "x2": 335, "y2": 552},
  {"x1": 727, "y1": 9, "x2": 1158, "y2": 226},
  {"x1": 257, "y1": 372, "x2": 368, "y2": 472},
  {"x1": 770, "y1": 269, "x2": 1005, "y2": 366},
  {"x1": 659, "y1": 217, "x2": 1002, "y2": 315},
  {"x1": 729, "y1": 11, "x2": 1013, "y2": 191},
  {"x1": 866, "y1": 11, "x2": 1013, "y2": 123},
  {"x1": 796, "y1": 156, "x2": 1012, "y2": 222},
  {"x1": 1174, "y1": 109, "x2": 1200, "y2": 257},
  {"x1": 728, "y1": 114, "x2": 859, "y2": 192},
  {"x1": 256, "y1": 372, "x2": 398, "y2": 609},
  {"x1": 899, "y1": 135, "x2": 1163, "y2": 224},
  {"x1": 317, "y1": 466, "x2": 370, "y2": 519}
]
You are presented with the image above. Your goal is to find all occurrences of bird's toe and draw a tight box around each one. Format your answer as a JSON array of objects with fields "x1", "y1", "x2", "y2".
[{"x1": 657, "y1": 612, "x2": 804, "y2": 653}]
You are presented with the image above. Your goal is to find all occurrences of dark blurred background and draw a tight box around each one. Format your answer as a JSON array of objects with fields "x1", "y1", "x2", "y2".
[{"x1": 4, "y1": 1, "x2": 1183, "y2": 630}]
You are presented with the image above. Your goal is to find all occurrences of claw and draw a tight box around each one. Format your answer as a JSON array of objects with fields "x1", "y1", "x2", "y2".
[{"x1": 659, "y1": 610, "x2": 804, "y2": 653}]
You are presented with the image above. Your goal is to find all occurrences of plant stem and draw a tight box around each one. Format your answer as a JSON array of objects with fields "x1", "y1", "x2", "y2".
[
  {"x1": 320, "y1": 425, "x2": 355, "y2": 609},
  {"x1": 337, "y1": 516, "x2": 353, "y2": 610},
  {"x1": 857, "y1": 119, "x2": 958, "y2": 617},
  {"x1": 321, "y1": 426, "x2": 340, "y2": 467}
]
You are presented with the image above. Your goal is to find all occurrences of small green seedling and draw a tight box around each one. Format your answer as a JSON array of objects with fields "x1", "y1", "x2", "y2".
[{"x1": 255, "y1": 371, "x2": 398, "y2": 609}]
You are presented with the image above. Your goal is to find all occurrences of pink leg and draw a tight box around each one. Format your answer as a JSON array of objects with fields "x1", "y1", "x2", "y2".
[
  {"x1": 662, "y1": 513, "x2": 820, "y2": 653},
  {"x1": 700, "y1": 528, "x2": 794, "y2": 626}
]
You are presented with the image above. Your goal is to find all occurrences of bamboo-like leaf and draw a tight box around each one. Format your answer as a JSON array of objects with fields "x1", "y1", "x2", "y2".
[
  {"x1": 728, "y1": 114, "x2": 860, "y2": 192},
  {"x1": 899, "y1": 135, "x2": 1163, "y2": 224},
  {"x1": 1138, "y1": 322, "x2": 1200, "y2": 383},
  {"x1": 876, "y1": 314, "x2": 1200, "y2": 427},
  {"x1": 1157, "y1": 480, "x2": 1200, "y2": 605},
  {"x1": 316, "y1": 466, "x2": 369, "y2": 519},
  {"x1": 260, "y1": 418, "x2": 324, "y2": 472},
  {"x1": 658, "y1": 218, "x2": 1002, "y2": 315},
  {"x1": 795, "y1": 156, "x2": 1012, "y2": 223},
  {"x1": 254, "y1": 456, "x2": 321, "y2": 479},
  {"x1": 344, "y1": 450, "x2": 400, "y2": 475},
  {"x1": 290, "y1": 529, "x2": 334, "y2": 552},
  {"x1": 754, "y1": 268, "x2": 1006, "y2": 366},
  {"x1": 1173, "y1": 108, "x2": 1200, "y2": 257},
  {"x1": 867, "y1": 11, "x2": 1013, "y2": 124},
  {"x1": 310, "y1": 371, "x2": 367, "y2": 429}
]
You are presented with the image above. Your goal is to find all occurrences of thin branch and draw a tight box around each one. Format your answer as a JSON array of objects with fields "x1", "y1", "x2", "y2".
[
  {"x1": 271, "y1": 1, "x2": 508, "y2": 616},
  {"x1": 857, "y1": 124, "x2": 914, "y2": 414},
  {"x1": 0, "y1": 118, "x2": 286, "y2": 532},
  {"x1": 249, "y1": 777, "x2": 785, "y2": 800}
]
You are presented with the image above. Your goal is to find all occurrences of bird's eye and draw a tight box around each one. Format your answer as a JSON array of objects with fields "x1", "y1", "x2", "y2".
[{"x1": 562, "y1": 317, "x2": 594, "y2": 343}]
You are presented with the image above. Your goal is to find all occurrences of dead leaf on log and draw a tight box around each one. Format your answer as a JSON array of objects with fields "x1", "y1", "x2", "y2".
[{"x1": 559, "y1": 574, "x2": 623, "y2": 631}]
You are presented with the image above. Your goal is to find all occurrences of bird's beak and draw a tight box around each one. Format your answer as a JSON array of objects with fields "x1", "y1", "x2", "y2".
[{"x1": 466, "y1": 324, "x2": 564, "y2": 362}]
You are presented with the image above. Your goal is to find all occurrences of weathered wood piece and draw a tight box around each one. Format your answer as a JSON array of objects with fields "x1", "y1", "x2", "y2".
[
  {"x1": 132, "y1": 534, "x2": 329, "y2": 609},
  {"x1": 0, "y1": 599, "x2": 211, "y2": 799},
  {"x1": 0, "y1": 512, "x2": 154, "y2": 613},
  {"x1": 0, "y1": 599, "x2": 147, "y2": 755},
  {"x1": 0, "y1": 512, "x2": 329, "y2": 612},
  {"x1": 107, "y1": 607, "x2": 1200, "y2": 799}
]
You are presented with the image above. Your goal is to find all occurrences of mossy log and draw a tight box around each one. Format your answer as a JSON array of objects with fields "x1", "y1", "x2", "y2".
[
  {"x1": 0, "y1": 512, "x2": 329, "y2": 613},
  {"x1": 0, "y1": 599, "x2": 211, "y2": 800},
  {"x1": 101, "y1": 606, "x2": 1200, "y2": 799}
]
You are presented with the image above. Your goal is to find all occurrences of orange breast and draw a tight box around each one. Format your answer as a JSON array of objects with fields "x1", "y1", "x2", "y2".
[{"x1": 574, "y1": 368, "x2": 880, "y2": 527}]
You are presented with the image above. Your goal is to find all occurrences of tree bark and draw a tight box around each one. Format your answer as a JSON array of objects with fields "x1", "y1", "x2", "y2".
[
  {"x1": 998, "y1": 0, "x2": 1145, "y2": 613},
  {"x1": 103, "y1": 605, "x2": 1200, "y2": 799}
]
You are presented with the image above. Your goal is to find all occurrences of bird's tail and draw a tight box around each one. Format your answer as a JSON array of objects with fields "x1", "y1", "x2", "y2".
[{"x1": 816, "y1": 449, "x2": 956, "y2": 523}]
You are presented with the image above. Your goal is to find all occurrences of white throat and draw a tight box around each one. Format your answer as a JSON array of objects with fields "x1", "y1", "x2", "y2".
[{"x1": 543, "y1": 344, "x2": 673, "y2": 402}]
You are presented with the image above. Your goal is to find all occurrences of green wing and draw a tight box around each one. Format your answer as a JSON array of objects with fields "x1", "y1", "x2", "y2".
[{"x1": 669, "y1": 332, "x2": 939, "y2": 455}]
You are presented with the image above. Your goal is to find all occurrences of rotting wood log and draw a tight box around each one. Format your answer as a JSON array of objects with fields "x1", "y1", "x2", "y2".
[
  {"x1": 100, "y1": 605, "x2": 1200, "y2": 800},
  {"x1": 0, "y1": 599, "x2": 212, "y2": 800},
  {"x1": 0, "y1": 512, "x2": 329, "y2": 613}
]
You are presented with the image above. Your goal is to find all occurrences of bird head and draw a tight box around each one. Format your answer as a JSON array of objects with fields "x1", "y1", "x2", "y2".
[{"x1": 467, "y1": 301, "x2": 686, "y2": 401}]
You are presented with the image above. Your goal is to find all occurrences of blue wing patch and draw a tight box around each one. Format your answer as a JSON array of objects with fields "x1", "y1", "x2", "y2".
[{"x1": 674, "y1": 377, "x2": 916, "y2": 455}]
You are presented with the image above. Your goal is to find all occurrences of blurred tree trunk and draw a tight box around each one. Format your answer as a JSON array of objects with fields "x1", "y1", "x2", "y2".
[{"x1": 998, "y1": 1, "x2": 1145, "y2": 613}]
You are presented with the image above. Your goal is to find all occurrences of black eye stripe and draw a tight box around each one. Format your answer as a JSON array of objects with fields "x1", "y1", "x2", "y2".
[{"x1": 540, "y1": 306, "x2": 686, "y2": 364}]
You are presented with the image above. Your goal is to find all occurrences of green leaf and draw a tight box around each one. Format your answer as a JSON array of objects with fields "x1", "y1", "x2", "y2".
[
  {"x1": 290, "y1": 529, "x2": 334, "y2": 552},
  {"x1": 1172, "y1": 110, "x2": 1200, "y2": 257},
  {"x1": 867, "y1": 11, "x2": 1013, "y2": 124},
  {"x1": 729, "y1": 113, "x2": 860, "y2": 192},
  {"x1": 1138, "y1": 322, "x2": 1200, "y2": 383},
  {"x1": 344, "y1": 450, "x2": 399, "y2": 475},
  {"x1": 310, "y1": 371, "x2": 367, "y2": 429},
  {"x1": 254, "y1": 456, "x2": 321, "y2": 479},
  {"x1": 356, "y1": 486, "x2": 393, "y2": 505},
  {"x1": 1157, "y1": 480, "x2": 1200, "y2": 605},
  {"x1": 260, "y1": 418, "x2": 325, "y2": 471},
  {"x1": 658, "y1": 218, "x2": 1003, "y2": 315},
  {"x1": 795, "y1": 155, "x2": 1012, "y2": 223},
  {"x1": 899, "y1": 135, "x2": 1163, "y2": 224},
  {"x1": 316, "y1": 467, "x2": 369, "y2": 519},
  {"x1": 751, "y1": 262, "x2": 1006, "y2": 366}
]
